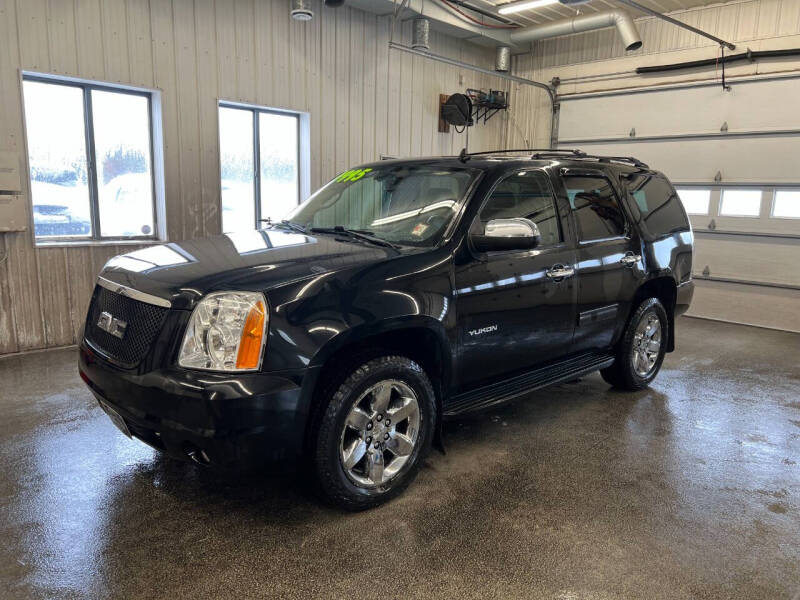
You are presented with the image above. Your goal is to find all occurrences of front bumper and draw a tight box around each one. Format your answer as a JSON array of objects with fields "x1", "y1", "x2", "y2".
[{"x1": 79, "y1": 342, "x2": 313, "y2": 468}]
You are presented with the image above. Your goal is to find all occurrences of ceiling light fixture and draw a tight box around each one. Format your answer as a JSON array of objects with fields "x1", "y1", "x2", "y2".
[{"x1": 498, "y1": 0, "x2": 559, "y2": 15}]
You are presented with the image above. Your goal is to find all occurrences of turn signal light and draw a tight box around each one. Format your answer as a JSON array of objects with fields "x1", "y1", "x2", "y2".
[{"x1": 236, "y1": 300, "x2": 266, "y2": 370}]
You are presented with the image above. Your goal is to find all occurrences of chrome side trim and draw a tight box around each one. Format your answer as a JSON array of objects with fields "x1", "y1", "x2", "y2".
[{"x1": 96, "y1": 276, "x2": 172, "y2": 308}]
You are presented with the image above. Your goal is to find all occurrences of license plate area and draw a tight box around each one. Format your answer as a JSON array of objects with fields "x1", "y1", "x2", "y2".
[{"x1": 99, "y1": 401, "x2": 131, "y2": 438}]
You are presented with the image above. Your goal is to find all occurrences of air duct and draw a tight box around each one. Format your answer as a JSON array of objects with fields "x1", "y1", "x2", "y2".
[
  {"x1": 510, "y1": 10, "x2": 642, "y2": 51},
  {"x1": 495, "y1": 46, "x2": 511, "y2": 72},
  {"x1": 413, "y1": 18, "x2": 430, "y2": 50},
  {"x1": 290, "y1": 0, "x2": 313, "y2": 21}
]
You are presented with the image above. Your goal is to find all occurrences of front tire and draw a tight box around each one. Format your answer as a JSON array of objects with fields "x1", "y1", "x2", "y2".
[
  {"x1": 601, "y1": 297, "x2": 668, "y2": 390},
  {"x1": 313, "y1": 355, "x2": 435, "y2": 511}
]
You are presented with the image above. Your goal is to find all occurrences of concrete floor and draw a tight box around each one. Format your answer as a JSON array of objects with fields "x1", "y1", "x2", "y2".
[{"x1": 1, "y1": 317, "x2": 798, "y2": 599}]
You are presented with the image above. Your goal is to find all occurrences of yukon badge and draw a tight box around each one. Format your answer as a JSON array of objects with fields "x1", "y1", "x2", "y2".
[
  {"x1": 468, "y1": 324, "x2": 498, "y2": 337},
  {"x1": 97, "y1": 311, "x2": 128, "y2": 339}
]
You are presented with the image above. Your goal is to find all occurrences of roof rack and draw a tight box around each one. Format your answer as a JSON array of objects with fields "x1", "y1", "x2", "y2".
[
  {"x1": 464, "y1": 148, "x2": 586, "y2": 158},
  {"x1": 594, "y1": 155, "x2": 650, "y2": 169},
  {"x1": 456, "y1": 147, "x2": 649, "y2": 169}
]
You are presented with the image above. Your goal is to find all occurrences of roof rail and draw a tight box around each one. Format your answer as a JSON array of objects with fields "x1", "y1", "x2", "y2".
[
  {"x1": 554, "y1": 154, "x2": 650, "y2": 169},
  {"x1": 456, "y1": 148, "x2": 649, "y2": 169},
  {"x1": 464, "y1": 148, "x2": 586, "y2": 158},
  {"x1": 594, "y1": 156, "x2": 650, "y2": 169}
]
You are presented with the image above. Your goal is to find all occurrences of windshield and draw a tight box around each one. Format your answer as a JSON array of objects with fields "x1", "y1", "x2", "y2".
[{"x1": 285, "y1": 164, "x2": 478, "y2": 247}]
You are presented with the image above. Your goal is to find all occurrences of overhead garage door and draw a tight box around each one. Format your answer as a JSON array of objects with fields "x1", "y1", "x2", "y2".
[{"x1": 557, "y1": 75, "x2": 800, "y2": 332}]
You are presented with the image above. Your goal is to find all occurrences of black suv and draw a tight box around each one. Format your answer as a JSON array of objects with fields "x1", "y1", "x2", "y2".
[{"x1": 79, "y1": 149, "x2": 694, "y2": 510}]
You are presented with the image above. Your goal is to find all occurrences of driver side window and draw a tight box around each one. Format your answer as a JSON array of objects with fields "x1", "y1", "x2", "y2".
[{"x1": 479, "y1": 171, "x2": 562, "y2": 246}]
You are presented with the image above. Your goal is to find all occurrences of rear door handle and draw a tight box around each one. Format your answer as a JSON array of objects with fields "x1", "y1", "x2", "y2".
[
  {"x1": 620, "y1": 253, "x2": 641, "y2": 266},
  {"x1": 546, "y1": 265, "x2": 575, "y2": 280}
]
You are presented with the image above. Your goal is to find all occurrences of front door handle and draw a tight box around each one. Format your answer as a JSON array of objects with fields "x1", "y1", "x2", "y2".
[
  {"x1": 620, "y1": 253, "x2": 641, "y2": 266},
  {"x1": 546, "y1": 265, "x2": 575, "y2": 280}
]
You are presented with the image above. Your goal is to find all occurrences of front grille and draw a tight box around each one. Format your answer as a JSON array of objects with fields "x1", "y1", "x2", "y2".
[{"x1": 85, "y1": 285, "x2": 169, "y2": 366}]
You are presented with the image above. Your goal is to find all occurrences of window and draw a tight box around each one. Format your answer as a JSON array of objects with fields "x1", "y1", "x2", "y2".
[
  {"x1": 219, "y1": 104, "x2": 301, "y2": 232},
  {"x1": 622, "y1": 173, "x2": 689, "y2": 239},
  {"x1": 478, "y1": 171, "x2": 561, "y2": 246},
  {"x1": 676, "y1": 188, "x2": 711, "y2": 215},
  {"x1": 287, "y1": 165, "x2": 477, "y2": 247},
  {"x1": 22, "y1": 75, "x2": 159, "y2": 242},
  {"x1": 772, "y1": 190, "x2": 800, "y2": 219},
  {"x1": 720, "y1": 189, "x2": 762, "y2": 217},
  {"x1": 564, "y1": 174, "x2": 627, "y2": 242}
]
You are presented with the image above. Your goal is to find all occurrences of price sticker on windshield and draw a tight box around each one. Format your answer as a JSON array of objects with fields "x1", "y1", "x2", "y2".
[{"x1": 335, "y1": 168, "x2": 372, "y2": 183}]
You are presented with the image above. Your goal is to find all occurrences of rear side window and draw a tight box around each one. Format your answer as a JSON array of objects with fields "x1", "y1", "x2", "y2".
[
  {"x1": 563, "y1": 174, "x2": 627, "y2": 242},
  {"x1": 479, "y1": 171, "x2": 562, "y2": 246},
  {"x1": 623, "y1": 172, "x2": 690, "y2": 238}
]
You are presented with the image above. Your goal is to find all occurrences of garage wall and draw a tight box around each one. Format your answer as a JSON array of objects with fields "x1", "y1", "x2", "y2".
[
  {"x1": 510, "y1": 0, "x2": 800, "y2": 332},
  {"x1": 0, "y1": 0, "x2": 509, "y2": 356}
]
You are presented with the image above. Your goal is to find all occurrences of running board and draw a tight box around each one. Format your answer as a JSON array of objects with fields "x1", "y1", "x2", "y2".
[{"x1": 443, "y1": 352, "x2": 615, "y2": 417}]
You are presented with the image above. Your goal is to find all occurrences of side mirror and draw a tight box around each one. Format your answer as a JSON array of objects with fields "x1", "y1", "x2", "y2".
[{"x1": 471, "y1": 218, "x2": 542, "y2": 253}]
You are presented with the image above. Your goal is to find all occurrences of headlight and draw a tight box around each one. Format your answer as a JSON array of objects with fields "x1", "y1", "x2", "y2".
[{"x1": 178, "y1": 291, "x2": 268, "y2": 371}]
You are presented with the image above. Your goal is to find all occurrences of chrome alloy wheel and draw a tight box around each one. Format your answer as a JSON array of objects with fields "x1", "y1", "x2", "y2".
[
  {"x1": 339, "y1": 379, "x2": 421, "y2": 488},
  {"x1": 631, "y1": 313, "x2": 662, "y2": 377}
]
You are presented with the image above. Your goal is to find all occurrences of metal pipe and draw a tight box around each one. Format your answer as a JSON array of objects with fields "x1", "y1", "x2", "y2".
[
  {"x1": 389, "y1": 42, "x2": 554, "y2": 100},
  {"x1": 412, "y1": 18, "x2": 431, "y2": 50},
  {"x1": 615, "y1": 0, "x2": 735, "y2": 50},
  {"x1": 511, "y1": 10, "x2": 642, "y2": 52},
  {"x1": 383, "y1": 0, "x2": 516, "y2": 47},
  {"x1": 558, "y1": 71, "x2": 800, "y2": 100},
  {"x1": 495, "y1": 46, "x2": 511, "y2": 72}
]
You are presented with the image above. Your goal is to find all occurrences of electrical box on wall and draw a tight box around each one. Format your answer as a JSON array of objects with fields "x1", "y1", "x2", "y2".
[
  {"x1": 0, "y1": 151, "x2": 27, "y2": 232},
  {"x1": 0, "y1": 151, "x2": 21, "y2": 190},
  {"x1": 0, "y1": 195, "x2": 27, "y2": 232}
]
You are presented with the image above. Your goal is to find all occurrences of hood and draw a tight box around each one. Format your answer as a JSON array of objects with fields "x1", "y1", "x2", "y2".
[{"x1": 99, "y1": 230, "x2": 412, "y2": 309}]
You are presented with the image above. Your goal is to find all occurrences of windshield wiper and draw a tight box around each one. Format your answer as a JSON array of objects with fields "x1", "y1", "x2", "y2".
[
  {"x1": 310, "y1": 226, "x2": 399, "y2": 249},
  {"x1": 272, "y1": 220, "x2": 308, "y2": 234}
]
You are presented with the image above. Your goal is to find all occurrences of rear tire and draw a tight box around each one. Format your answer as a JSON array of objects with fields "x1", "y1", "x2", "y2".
[
  {"x1": 601, "y1": 297, "x2": 668, "y2": 390},
  {"x1": 312, "y1": 355, "x2": 435, "y2": 511}
]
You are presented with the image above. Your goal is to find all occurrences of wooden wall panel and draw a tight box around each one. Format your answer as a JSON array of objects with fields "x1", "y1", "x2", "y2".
[
  {"x1": 173, "y1": 0, "x2": 204, "y2": 240},
  {"x1": 101, "y1": 0, "x2": 131, "y2": 82},
  {"x1": 0, "y1": 235, "x2": 17, "y2": 354},
  {"x1": 46, "y1": 0, "x2": 80, "y2": 75},
  {"x1": 150, "y1": 0, "x2": 182, "y2": 241},
  {"x1": 126, "y1": 0, "x2": 155, "y2": 88},
  {"x1": 3, "y1": 0, "x2": 46, "y2": 352},
  {"x1": 75, "y1": 0, "x2": 106, "y2": 81},
  {"x1": 0, "y1": 0, "x2": 509, "y2": 356},
  {"x1": 193, "y1": 0, "x2": 220, "y2": 236}
]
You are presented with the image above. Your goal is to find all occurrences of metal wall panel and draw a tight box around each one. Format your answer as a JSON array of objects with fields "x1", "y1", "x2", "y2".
[
  {"x1": 0, "y1": 0, "x2": 509, "y2": 356},
  {"x1": 563, "y1": 136, "x2": 800, "y2": 185},
  {"x1": 512, "y1": 0, "x2": 800, "y2": 332},
  {"x1": 559, "y1": 78, "x2": 800, "y2": 142},
  {"x1": 534, "y1": 0, "x2": 800, "y2": 69}
]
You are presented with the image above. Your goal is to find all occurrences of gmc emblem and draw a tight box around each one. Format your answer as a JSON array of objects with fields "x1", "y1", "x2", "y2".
[{"x1": 97, "y1": 311, "x2": 128, "y2": 339}]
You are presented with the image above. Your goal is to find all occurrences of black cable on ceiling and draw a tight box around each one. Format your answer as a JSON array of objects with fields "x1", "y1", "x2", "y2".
[{"x1": 636, "y1": 48, "x2": 800, "y2": 74}]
